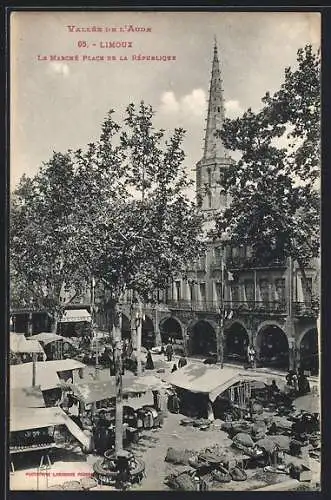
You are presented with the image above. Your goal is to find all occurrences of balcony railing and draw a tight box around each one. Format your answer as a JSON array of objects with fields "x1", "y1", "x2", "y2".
[
  {"x1": 165, "y1": 299, "x2": 288, "y2": 314},
  {"x1": 165, "y1": 299, "x2": 319, "y2": 317},
  {"x1": 293, "y1": 300, "x2": 319, "y2": 317},
  {"x1": 226, "y1": 257, "x2": 287, "y2": 270},
  {"x1": 120, "y1": 298, "x2": 319, "y2": 318}
]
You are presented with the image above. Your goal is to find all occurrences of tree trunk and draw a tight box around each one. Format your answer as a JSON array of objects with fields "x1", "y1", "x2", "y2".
[
  {"x1": 136, "y1": 301, "x2": 143, "y2": 376},
  {"x1": 51, "y1": 317, "x2": 58, "y2": 334},
  {"x1": 113, "y1": 302, "x2": 123, "y2": 456}
]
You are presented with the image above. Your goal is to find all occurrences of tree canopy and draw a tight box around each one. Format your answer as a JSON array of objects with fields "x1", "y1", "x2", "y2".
[
  {"x1": 10, "y1": 102, "x2": 204, "y2": 329},
  {"x1": 214, "y1": 44, "x2": 320, "y2": 286}
]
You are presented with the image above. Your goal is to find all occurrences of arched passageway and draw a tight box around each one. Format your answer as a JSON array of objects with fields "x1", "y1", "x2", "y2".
[
  {"x1": 225, "y1": 323, "x2": 249, "y2": 361},
  {"x1": 121, "y1": 314, "x2": 131, "y2": 340},
  {"x1": 190, "y1": 321, "x2": 216, "y2": 356},
  {"x1": 142, "y1": 315, "x2": 155, "y2": 349},
  {"x1": 256, "y1": 325, "x2": 289, "y2": 369},
  {"x1": 300, "y1": 328, "x2": 319, "y2": 375},
  {"x1": 160, "y1": 317, "x2": 182, "y2": 344}
]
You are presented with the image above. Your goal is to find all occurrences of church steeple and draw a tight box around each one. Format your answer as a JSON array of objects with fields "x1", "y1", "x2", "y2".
[
  {"x1": 203, "y1": 38, "x2": 227, "y2": 160},
  {"x1": 196, "y1": 40, "x2": 233, "y2": 217}
]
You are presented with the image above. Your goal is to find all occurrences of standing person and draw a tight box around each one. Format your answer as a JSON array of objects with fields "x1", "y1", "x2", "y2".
[
  {"x1": 145, "y1": 349, "x2": 154, "y2": 370},
  {"x1": 166, "y1": 342, "x2": 173, "y2": 362},
  {"x1": 152, "y1": 390, "x2": 159, "y2": 410},
  {"x1": 171, "y1": 363, "x2": 177, "y2": 373},
  {"x1": 172, "y1": 392, "x2": 180, "y2": 414},
  {"x1": 178, "y1": 356, "x2": 187, "y2": 369}
]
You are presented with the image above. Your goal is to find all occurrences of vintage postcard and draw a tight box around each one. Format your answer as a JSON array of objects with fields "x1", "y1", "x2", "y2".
[{"x1": 9, "y1": 10, "x2": 321, "y2": 491}]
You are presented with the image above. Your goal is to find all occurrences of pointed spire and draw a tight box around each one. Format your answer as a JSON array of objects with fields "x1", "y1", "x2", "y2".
[{"x1": 203, "y1": 39, "x2": 227, "y2": 160}]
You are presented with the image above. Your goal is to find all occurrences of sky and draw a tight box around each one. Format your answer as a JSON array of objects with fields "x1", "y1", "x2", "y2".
[{"x1": 10, "y1": 11, "x2": 320, "y2": 191}]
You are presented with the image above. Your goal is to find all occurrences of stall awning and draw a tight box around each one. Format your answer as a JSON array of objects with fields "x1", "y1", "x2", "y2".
[
  {"x1": 59, "y1": 309, "x2": 91, "y2": 323},
  {"x1": 10, "y1": 406, "x2": 68, "y2": 432},
  {"x1": 165, "y1": 363, "x2": 243, "y2": 402},
  {"x1": 71, "y1": 374, "x2": 145, "y2": 404},
  {"x1": 10, "y1": 333, "x2": 45, "y2": 355},
  {"x1": 11, "y1": 386, "x2": 46, "y2": 409},
  {"x1": 10, "y1": 359, "x2": 85, "y2": 391},
  {"x1": 10, "y1": 363, "x2": 61, "y2": 391},
  {"x1": 30, "y1": 332, "x2": 76, "y2": 347}
]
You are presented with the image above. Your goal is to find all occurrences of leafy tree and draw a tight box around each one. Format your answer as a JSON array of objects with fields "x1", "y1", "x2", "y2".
[
  {"x1": 11, "y1": 101, "x2": 204, "y2": 453},
  {"x1": 10, "y1": 133, "x2": 125, "y2": 331},
  {"x1": 75, "y1": 103, "x2": 204, "y2": 317},
  {"x1": 215, "y1": 45, "x2": 320, "y2": 301}
]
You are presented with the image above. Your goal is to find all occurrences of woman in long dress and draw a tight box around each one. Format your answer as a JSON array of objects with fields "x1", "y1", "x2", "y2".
[{"x1": 145, "y1": 350, "x2": 154, "y2": 370}]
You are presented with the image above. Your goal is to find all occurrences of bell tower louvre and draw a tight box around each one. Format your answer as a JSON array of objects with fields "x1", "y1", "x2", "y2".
[{"x1": 196, "y1": 39, "x2": 234, "y2": 219}]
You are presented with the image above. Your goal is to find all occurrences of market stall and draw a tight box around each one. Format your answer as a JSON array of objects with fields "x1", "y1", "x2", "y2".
[
  {"x1": 166, "y1": 364, "x2": 250, "y2": 419},
  {"x1": 10, "y1": 333, "x2": 46, "y2": 362},
  {"x1": 29, "y1": 333, "x2": 78, "y2": 360},
  {"x1": 9, "y1": 406, "x2": 69, "y2": 472},
  {"x1": 11, "y1": 359, "x2": 86, "y2": 407}
]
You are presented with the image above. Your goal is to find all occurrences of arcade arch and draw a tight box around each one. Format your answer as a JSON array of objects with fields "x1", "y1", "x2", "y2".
[
  {"x1": 299, "y1": 328, "x2": 319, "y2": 375},
  {"x1": 256, "y1": 324, "x2": 289, "y2": 369},
  {"x1": 189, "y1": 320, "x2": 216, "y2": 356},
  {"x1": 159, "y1": 317, "x2": 183, "y2": 344},
  {"x1": 225, "y1": 322, "x2": 249, "y2": 361},
  {"x1": 141, "y1": 315, "x2": 155, "y2": 349}
]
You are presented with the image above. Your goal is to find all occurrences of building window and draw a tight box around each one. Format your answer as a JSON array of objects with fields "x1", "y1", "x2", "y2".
[
  {"x1": 239, "y1": 246, "x2": 246, "y2": 258},
  {"x1": 305, "y1": 277, "x2": 313, "y2": 294},
  {"x1": 208, "y1": 192, "x2": 212, "y2": 208},
  {"x1": 215, "y1": 282, "x2": 222, "y2": 301},
  {"x1": 207, "y1": 168, "x2": 212, "y2": 187},
  {"x1": 198, "y1": 253, "x2": 206, "y2": 269},
  {"x1": 189, "y1": 283, "x2": 195, "y2": 302},
  {"x1": 232, "y1": 247, "x2": 239, "y2": 258},
  {"x1": 214, "y1": 246, "x2": 221, "y2": 265},
  {"x1": 218, "y1": 106, "x2": 221, "y2": 113},
  {"x1": 259, "y1": 279, "x2": 269, "y2": 303},
  {"x1": 199, "y1": 283, "x2": 206, "y2": 303},
  {"x1": 275, "y1": 278, "x2": 285, "y2": 303},
  {"x1": 175, "y1": 281, "x2": 181, "y2": 301},
  {"x1": 244, "y1": 280, "x2": 254, "y2": 302},
  {"x1": 231, "y1": 284, "x2": 240, "y2": 303}
]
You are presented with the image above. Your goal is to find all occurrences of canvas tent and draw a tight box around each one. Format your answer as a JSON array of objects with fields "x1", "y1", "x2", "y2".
[
  {"x1": 165, "y1": 363, "x2": 280, "y2": 402},
  {"x1": 165, "y1": 364, "x2": 242, "y2": 402}
]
